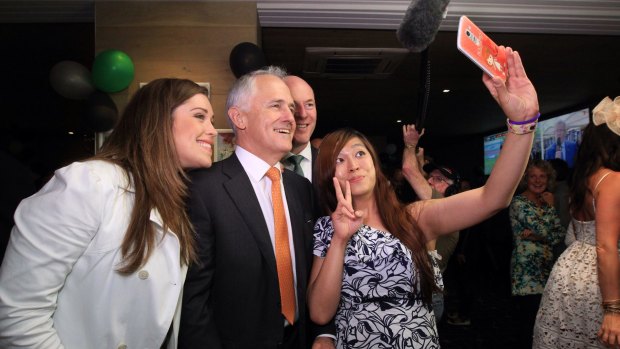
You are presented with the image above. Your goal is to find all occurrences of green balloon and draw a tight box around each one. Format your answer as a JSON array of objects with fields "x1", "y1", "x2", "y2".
[{"x1": 92, "y1": 49, "x2": 135, "y2": 93}]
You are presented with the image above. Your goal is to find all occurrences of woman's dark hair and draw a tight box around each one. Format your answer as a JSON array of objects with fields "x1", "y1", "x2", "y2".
[
  {"x1": 569, "y1": 123, "x2": 620, "y2": 216},
  {"x1": 314, "y1": 128, "x2": 440, "y2": 304},
  {"x1": 95, "y1": 78, "x2": 209, "y2": 274}
]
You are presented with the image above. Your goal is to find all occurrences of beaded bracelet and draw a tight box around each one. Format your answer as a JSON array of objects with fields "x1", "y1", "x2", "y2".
[
  {"x1": 506, "y1": 113, "x2": 540, "y2": 135},
  {"x1": 602, "y1": 299, "x2": 620, "y2": 314}
]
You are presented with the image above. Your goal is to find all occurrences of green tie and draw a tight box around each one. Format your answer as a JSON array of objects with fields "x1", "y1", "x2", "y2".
[{"x1": 286, "y1": 154, "x2": 304, "y2": 177}]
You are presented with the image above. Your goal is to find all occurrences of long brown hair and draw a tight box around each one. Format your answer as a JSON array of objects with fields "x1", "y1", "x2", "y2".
[
  {"x1": 95, "y1": 78, "x2": 209, "y2": 274},
  {"x1": 570, "y1": 123, "x2": 620, "y2": 217},
  {"x1": 314, "y1": 128, "x2": 440, "y2": 304}
]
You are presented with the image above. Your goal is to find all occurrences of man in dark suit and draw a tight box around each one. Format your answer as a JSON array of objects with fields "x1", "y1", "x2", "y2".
[
  {"x1": 282, "y1": 75, "x2": 318, "y2": 182},
  {"x1": 179, "y1": 67, "x2": 335, "y2": 348},
  {"x1": 544, "y1": 120, "x2": 578, "y2": 167}
]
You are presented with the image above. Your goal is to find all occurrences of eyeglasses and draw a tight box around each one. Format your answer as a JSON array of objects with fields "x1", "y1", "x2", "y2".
[{"x1": 429, "y1": 175, "x2": 449, "y2": 184}]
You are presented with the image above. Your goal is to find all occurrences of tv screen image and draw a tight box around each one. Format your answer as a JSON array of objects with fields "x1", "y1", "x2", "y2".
[
  {"x1": 483, "y1": 130, "x2": 507, "y2": 175},
  {"x1": 483, "y1": 108, "x2": 590, "y2": 174}
]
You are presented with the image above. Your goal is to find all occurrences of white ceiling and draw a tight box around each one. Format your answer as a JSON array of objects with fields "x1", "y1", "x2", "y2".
[
  {"x1": 2, "y1": 0, "x2": 620, "y2": 36},
  {"x1": 258, "y1": 0, "x2": 620, "y2": 35}
]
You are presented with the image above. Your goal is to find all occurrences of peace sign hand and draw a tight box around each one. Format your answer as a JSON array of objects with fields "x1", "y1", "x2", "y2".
[{"x1": 330, "y1": 177, "x2": 364, "y2": 243}]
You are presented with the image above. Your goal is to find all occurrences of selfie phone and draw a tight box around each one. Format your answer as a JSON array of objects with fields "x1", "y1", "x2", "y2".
[{"x1": 457, "y1": 15, "x2": 507, "y2": 80}]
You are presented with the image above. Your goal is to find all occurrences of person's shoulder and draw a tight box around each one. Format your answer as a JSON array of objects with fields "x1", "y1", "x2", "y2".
[
  {"x1": 36, "y1": 160, "x2": 123, "y2": 200},
  {"x1": 284, "y1": 168, "x2": 312, "y2": 186},
  {"x1": 594, "y1": 170, "x2": 620, "y2": 209},
  {"x1": 59, "y1": 160, "x2": 126, "y2": 186},
  {"x1": 188, "y1": 158, "x2": 230, "y2": 181},
  {"x1": 314, "y1": 215, "x2": 333, "y2": 229},
  {"x1": 510, "y1": 194, "x2": 527, "y2": 205},
  {"x1": 596, "y1": 170, "x2": 620, "y2": 190}
]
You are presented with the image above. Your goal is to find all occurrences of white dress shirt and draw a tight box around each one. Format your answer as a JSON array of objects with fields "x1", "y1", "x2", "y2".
[
  {"x1": 283, "y1": 143, "x2": 313, "y2": 182},
  {"x1": 235, "y1": 146, "x2": 299, "y2": 319}
]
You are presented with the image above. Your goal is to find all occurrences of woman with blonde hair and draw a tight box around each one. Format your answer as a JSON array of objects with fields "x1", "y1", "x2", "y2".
[
  {"x1": 509, "y1": 159, "x2": 564, "y2": 348},
  {"x1": 0, "y1": 78, "x2": 217, "y2": 348}
]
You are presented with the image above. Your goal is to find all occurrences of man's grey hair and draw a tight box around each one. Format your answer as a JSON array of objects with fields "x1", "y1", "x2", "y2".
[{"x1": 225, "y1": 66, "x2": 288, "y2": 133}]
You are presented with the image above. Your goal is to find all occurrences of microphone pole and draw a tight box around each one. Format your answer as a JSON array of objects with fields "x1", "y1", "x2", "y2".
[{"x1": 416, "y1": 47, "x2": 431, "y2": 132}]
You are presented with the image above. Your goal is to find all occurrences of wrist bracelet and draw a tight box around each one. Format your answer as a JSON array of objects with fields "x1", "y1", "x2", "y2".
[
  {"x1": 508, "y1": 113, "x2": 541, "y2": 125},
  {"x1": 507, "y1": 117, "x2": 538, "y2": 135},
  {"x1": 601, "y1": 299, "x2": 620, "y2": 314},
  {"x1": 405, "y1": 143, "x2": 416, "y2": 149}
]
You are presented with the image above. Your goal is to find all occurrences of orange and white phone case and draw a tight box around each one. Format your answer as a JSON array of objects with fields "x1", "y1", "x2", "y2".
[{"x1": 457, "y1": 15, "x2": 507, "y2": 80}]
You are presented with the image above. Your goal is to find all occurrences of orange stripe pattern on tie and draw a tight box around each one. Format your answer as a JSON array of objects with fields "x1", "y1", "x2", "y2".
[{"x1": 265, "y1": 167, "x2": 296, "y2": 324}]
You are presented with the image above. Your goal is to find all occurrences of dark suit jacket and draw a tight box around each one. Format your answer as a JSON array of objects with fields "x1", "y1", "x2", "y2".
[
  {"x1": 179, "y1": 154, "x2": 322, "y2": 348},
  {"x1": 311, "y1": 146, "x2": 318, "y2": 166}
]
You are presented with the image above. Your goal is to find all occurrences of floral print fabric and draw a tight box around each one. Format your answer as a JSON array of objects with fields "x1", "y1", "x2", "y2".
[
  {"x1": 509, "y1": 195, "x2": 565, "y2": 296},
  {"x1": 313, "y1": 216, "x2": 439, "y2": 349}
]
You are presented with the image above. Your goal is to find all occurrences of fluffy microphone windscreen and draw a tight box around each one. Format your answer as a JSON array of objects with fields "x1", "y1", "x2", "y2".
[{"x1": 396, "y1": 0, "x2": 451, "y2": 52}]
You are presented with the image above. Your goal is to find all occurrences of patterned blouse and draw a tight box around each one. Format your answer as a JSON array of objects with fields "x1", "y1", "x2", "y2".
[
  {"x1": 313, "y1": 216, "x2": 441, "y2": 349},
  {"x1": 509, "y1": 194, "x2": 565, "y2": 296}
]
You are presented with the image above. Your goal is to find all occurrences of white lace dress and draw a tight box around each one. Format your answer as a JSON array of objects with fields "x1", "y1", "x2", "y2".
[{"x1": 533, "y1": 172, "x2": 615, "y2": 348}]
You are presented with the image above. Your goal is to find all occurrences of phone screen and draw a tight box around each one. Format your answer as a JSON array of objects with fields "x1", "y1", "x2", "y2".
[{"x1": 457, "y1": 16, "x2": 507, "y2": 80}]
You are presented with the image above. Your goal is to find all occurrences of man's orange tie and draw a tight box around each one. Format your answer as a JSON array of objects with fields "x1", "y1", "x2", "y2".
[{"x1": 265, "y1": 167, "x2": 296, "y2": 324}]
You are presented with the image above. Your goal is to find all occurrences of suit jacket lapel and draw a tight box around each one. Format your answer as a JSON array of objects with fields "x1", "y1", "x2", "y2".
[{"x1": 221, "y1": 155, "x2": 277, "y2": 273}]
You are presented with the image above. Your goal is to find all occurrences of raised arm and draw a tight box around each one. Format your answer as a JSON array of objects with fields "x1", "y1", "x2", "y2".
[
  {"x1": 401, "y1": 125, "x2": 432, "y2": 200},
  {"x1": 414, "y1": 47, "x2": 538, "y2": 241},
  {"x1": 596, "y1": 171, "x2": 620, "y2": 346}
]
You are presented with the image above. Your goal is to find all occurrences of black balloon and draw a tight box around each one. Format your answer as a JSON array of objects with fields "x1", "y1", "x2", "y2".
[
  {"x1": 49, "y1": 60, "x2": 95, "y2": 100},
  {"x1": 229, "y1": 42, "x2": 266, "y2": 78},
  {"x1": 84, "y1": 92, "x2": 118, "y2": 132}
]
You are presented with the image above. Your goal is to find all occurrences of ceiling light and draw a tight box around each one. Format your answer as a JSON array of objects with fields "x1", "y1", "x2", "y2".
[
  {"x1": 443, "y1": 89, "x2": 450, "y2": 93},
  {"x1": 396, "y1": 119, "x2": 402, "y2": 123}
]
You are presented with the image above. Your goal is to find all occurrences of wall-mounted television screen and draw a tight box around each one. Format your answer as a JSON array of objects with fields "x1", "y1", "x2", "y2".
[{"x1": 483, "y1": 108, "x2": 590, "y2": 175}]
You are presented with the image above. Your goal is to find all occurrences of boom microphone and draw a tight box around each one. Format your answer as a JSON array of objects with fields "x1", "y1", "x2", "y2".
[{"x1": 396, "y1": 0, "x2": 450, "y2": 52}]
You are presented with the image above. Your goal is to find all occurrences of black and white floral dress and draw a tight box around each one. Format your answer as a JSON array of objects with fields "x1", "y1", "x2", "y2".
[{"x1": 313, "y1": 216, "x2": 440, "y2": 349}]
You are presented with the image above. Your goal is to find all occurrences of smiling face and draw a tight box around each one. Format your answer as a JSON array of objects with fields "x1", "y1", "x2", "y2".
[
  {"x1": 172, "y1": 93, "x2": 217, "y2": 169},
  {"x1": 525, "y1": 166, "x2": 549, "y2": 195},
  {"x1": 283, "y1": 76, "x2": 317, "y2": 153},
  {"x1": 427, "y1": 169, "x2": 453, "y2": 196},
  {"x1": 230, "y1": 74, "x2": 295, "y2": 164},
  {"x1": 333, "y1": 136, "x2": 376, "y2": 200}
]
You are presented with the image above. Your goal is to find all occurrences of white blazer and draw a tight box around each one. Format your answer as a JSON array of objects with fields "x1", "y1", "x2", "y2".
[{"x1": 0, "y1": 160, "x2": 187, "y2": 349}]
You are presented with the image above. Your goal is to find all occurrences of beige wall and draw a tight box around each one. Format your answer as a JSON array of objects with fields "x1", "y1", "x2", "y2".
[{"x1": 95, "y1": 1, "x2": 258, "y2": 129}]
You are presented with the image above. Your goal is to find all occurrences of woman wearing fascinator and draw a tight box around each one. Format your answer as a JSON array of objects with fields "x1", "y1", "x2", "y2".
[{"x1": 533, "y1": 96, "x2": 620, "y2": 348}]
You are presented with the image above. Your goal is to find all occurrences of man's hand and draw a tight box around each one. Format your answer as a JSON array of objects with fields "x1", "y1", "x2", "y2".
[{"x1": 403, "y1": 124, "x2": 425, "y2": 148}]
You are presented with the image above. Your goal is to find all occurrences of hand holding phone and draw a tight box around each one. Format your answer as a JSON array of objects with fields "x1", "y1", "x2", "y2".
[{"x1": 457, "y1": 16, "x2": 507, "y2": 80}]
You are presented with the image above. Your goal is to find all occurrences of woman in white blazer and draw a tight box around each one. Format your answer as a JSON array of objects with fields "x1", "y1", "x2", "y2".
[{"x1": 0, "y1": 78, "x2": 217, "y2": 348}]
